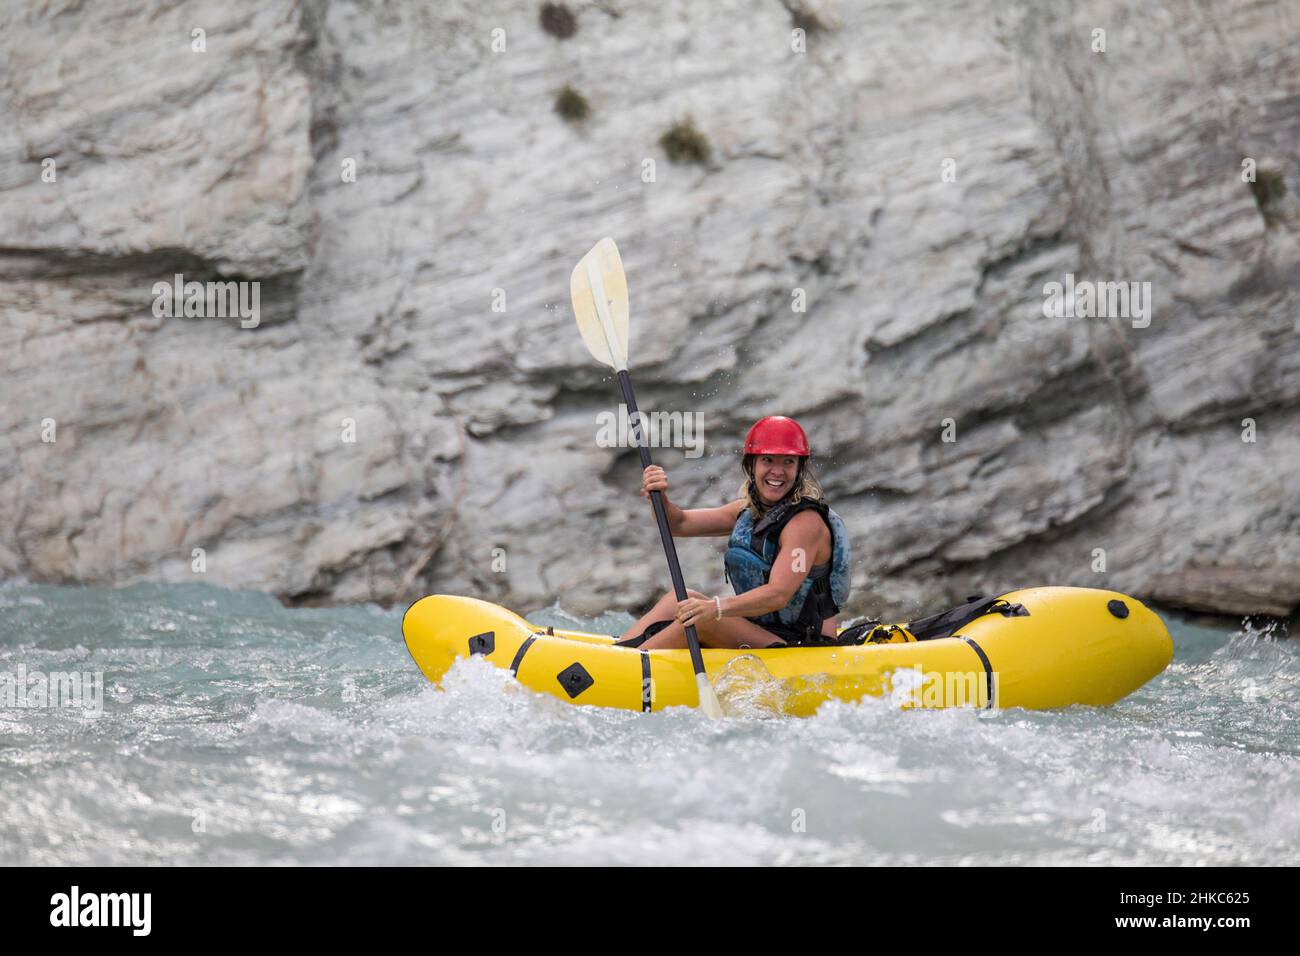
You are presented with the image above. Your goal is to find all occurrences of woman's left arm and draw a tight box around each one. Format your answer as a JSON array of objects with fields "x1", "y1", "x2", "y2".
[{"x1": 707, "y1": 512, "x2": 825, "y2": 620}]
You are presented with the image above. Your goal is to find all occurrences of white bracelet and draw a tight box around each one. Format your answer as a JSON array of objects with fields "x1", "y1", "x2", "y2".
[{"x1": 714, "y1": 595, "x2": 723, "y2": 620}]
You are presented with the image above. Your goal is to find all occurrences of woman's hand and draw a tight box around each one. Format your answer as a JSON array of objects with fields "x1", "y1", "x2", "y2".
[
  {"x1": 641, "y1": 465, "x2": 669, "y2": 500},
  {"x1": 675, "y1": 596, "x2": 716, "y2": 629}
]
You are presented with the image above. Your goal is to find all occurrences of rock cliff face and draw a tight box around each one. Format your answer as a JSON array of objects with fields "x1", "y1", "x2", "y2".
[{"x1": 1, "y1": 0, "x2": 1297, "y2": 620}]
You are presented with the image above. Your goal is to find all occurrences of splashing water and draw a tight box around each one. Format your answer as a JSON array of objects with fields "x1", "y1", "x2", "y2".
[{"x1": 1, "y1": 583, "x2": 1295, "y2": 865}]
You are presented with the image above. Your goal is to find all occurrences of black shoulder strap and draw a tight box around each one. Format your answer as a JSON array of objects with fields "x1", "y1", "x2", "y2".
[{"x1": 752, "y1": 497, "x2": 829, "y2": 545}]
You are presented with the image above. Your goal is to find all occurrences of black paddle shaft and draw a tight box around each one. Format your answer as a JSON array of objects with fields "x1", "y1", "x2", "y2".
[{"x1": 615, "y1": 370, "x2": 709, "y2": 675}]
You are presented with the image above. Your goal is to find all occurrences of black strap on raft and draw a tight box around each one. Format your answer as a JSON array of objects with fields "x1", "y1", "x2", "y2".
[
  {"x1": 614, "y1": 619, "x2": 671, "y2": 649},
  {"x1": 822, "y1": 595, "x2": 1029, "y2": 647},
  {"x1": 906, "y1": 594, "x2": 1028, "y2": 641}
]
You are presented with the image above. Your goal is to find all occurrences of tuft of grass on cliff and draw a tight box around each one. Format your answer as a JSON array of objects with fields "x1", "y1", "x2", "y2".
[
  {"x1": 554, "y1": 85, "x2": 590, "y2": 124},
  {"x1": 786, "y1": 2, "x2": 829, "y2": 34},
  {"x1": 1248, "y1": 166, "x2": 1287, "y2": 227},
  {"x1": 660, "y1": 118, "x2": 711, "y2": 165},
  {"x1": 539, "y1": 2, "x2": 577, "y2": 40}
]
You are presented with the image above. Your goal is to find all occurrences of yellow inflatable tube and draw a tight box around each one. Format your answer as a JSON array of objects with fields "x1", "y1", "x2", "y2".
[{"x1": 402, "y1": 587, "x2": 1173, "y2": 716}]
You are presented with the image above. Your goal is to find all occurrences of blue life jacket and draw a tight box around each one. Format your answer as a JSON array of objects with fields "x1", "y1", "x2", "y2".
[{"x1": 724, "y1": 497, "x2": 851, "y2": 638}]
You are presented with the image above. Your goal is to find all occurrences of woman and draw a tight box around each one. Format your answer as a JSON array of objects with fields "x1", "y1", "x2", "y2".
[{"x1": 618, "y1": 416, "x2": 851, "y2": 650}]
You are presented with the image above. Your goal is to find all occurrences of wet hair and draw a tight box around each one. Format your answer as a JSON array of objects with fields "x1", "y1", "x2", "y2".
[{"x1": 738, "y1": 453, "x2": 824, "y2": 516}]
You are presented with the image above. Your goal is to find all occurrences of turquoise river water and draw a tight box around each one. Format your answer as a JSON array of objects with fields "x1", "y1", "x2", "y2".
[{"x1": 1, "y1": 583, "x2": 1296, "y2": 865}]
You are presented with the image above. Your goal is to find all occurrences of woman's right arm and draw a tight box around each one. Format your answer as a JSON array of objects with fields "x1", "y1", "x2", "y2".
[{"x1": 640, "y1": 466, "x2": 744, "y2": 537}]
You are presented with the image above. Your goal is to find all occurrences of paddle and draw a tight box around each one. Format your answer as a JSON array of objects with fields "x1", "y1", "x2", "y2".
[{"x1": 569, "y1": 237, "x2": 723, "y2": 719}]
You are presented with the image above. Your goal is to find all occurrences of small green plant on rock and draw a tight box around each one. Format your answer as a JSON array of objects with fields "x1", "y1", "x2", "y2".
[
  {"x1": 659, "y1": 118, "x2": 711, "y2": 165},
  {"x1": 1249, "y1": 167, "x2": 1287, "y2": 228},
  {"x1": 540, "y1": 2, "x2": 577, "y2": 40},
  {"x1": 555, "y1": 85, "x2": 590, "y2": 124},
  {"x1": 787, "y1": 2, "x2": 828, "y2": 34}
]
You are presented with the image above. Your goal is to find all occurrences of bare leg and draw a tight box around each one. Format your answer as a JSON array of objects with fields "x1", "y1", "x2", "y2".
[
  {"x1": 618, "y1": 590, "x2": 691, "y2": 642},
  {"x1": 639, "y1": 611, "x2": 787, "y2": 650}
]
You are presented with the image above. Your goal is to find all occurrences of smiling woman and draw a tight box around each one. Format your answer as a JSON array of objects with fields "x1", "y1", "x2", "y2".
[{"x1": 617, "y1": 416, "x2": 852, "y2": 651}]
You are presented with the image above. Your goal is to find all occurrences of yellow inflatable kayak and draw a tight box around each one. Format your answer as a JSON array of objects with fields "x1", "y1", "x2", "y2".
[{"x1": 402, "y1": 587, "x2": 1173, "y2": 716}]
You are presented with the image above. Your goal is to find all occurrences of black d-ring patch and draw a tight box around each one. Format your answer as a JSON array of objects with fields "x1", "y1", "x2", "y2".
[{"x1": 556, "y1": 662, "x2": 595, "y2": 699}]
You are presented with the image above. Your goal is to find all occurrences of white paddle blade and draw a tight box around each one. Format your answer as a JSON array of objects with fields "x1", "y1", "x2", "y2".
[
  {"x1": 696, "y1": 673, "x2": 723, "y2": 719},
  {"x1": 570, "y1": 237, "x2": 630, "y2": 371}
]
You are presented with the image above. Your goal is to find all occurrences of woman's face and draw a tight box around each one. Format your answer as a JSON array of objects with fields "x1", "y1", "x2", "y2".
[{"x1": 753, "y1": 455, "x2": 800, "y2": 504}]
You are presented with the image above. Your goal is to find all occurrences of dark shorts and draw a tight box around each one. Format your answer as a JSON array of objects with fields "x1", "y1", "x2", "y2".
[{"x1": 753, "y1": 621, "x2": 816, "y2": 647}]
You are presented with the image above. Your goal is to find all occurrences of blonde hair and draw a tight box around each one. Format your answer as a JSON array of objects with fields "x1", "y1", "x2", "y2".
[{"x1": 738, "y1": 454, "x2": 824, "y2": 517}]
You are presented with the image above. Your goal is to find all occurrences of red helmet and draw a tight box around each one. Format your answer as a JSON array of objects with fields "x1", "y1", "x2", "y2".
[{"x1": 743, "y1": 416, "x2": 810, "y2": 456}]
